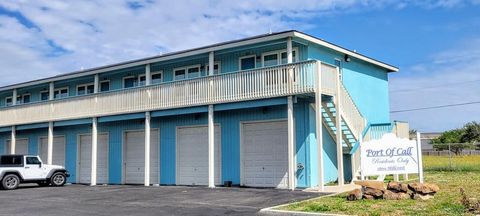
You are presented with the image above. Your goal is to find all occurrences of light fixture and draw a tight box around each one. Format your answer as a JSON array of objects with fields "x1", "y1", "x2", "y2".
[{"x1": 344, "y1": 54, "x2": 351, "y2": 62}]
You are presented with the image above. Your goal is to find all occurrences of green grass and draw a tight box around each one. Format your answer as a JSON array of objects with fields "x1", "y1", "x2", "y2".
[{"x1": 281, "y1": 155, "x2": 480, "y2": 216}]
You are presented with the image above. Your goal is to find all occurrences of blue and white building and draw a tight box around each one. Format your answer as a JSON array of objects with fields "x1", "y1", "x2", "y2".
[{"x1": 0, "y1": 30, "x2": 401, "y2": 190}]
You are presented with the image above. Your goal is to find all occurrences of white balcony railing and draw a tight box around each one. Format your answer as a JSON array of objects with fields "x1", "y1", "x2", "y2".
[{"x1": 0, "y1": 60, "x2": 344, "y2": 127}]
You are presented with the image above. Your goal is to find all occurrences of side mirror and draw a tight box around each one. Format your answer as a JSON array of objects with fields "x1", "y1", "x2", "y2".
[{"x1": 39, "y1": 163, "x2": 42, "y2": 168}]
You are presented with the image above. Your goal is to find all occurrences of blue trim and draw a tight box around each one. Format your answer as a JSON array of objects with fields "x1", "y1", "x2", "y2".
[
  {"x1": 54, "y1": 118, "x2": 92, "y2": 127},
  {"x1": 98, "y1": 113, "x2": 145, "y2": 123},
  {"x1": 214, "y1": 97, "x2": 287, "y2": 111},
  {"x1": 0, "y1": 127, "x2": 11, "y2": 132},
  {"x1": 17, "y1": 123, "x2": 49, "y2": 130},
  {"x1": 151, "y1": 106, "x2": 208, "y2": 117}
]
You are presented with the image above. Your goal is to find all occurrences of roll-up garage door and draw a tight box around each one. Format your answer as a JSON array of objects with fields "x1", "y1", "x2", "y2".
[
  {"x1": 124, "y1": 129, "x2": 159, "y2": 184},
  {"x1": 78, "y1": 133, "x2": 109, "y2": 184},
  {"x1": 6, "y1": 139, "x2": 29, "y2": 155},
  {"x1": 242, "y1": 120, "x2": 288, "y2": 188},
  {"x1": 177, "y1": 125, "x2": 221, "y2": 186},
  {"x1": 39, "y1": 136, "x2": 66, "y2": 166}
]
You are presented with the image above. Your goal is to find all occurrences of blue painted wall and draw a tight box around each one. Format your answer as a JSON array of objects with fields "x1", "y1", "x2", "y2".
[{"x1": 307, "y1": 44, "x2": 390, "y2": 124}]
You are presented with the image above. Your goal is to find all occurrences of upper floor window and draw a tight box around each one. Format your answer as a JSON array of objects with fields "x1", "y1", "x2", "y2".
[
  {"x1": 123, "y1": 76, "x2": 137, "y2": 88},
  {"x1": 16, "y1": 94, "x2": 31, "y2": 104},
  {"x1": 40, "y1": 91, "x2": 49, "y2": 101},
  {"x1": 138, "y1": 75, "x2": 147, "y2": 87},
  {"x1": 262, "y1": 48, "x2": 298, "y2": 67},
  {"x1": 100, "y1": 80, "x2": 110, "y2": 92},
  {"x1": 174, "y1": 69, "x2": 186, "y2": 80},
  {"x1": 77, "y1": 83, "x2": 94, "y2": 95},
  {"x1": 5, "y1": 97, "x2": 12, "y2": 106},
  {"x1": 54, "y1": 87, "x2": 69, "y2": 99},
  {"x1": 151, "y1": 71, "x2": 163, "y2": 84},
  {"x1": 239, "y1": 55, "x2": 256, "y2": 70},
  {"x1": 174, "y1": 65, "x2": 201, "y2": 80}
]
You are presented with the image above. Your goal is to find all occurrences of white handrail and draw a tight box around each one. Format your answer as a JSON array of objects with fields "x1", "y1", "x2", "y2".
[{"x1": 0, "y1": 61, "x2": 328, "y2": 127}]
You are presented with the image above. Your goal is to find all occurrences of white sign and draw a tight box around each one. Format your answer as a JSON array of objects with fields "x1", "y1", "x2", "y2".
[{"x1": 361, "y1": 133, "x2": 421, "y2": 176}]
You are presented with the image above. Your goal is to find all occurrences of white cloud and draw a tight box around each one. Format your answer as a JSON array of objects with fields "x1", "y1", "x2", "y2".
[{"x1": 390, "y1": 38, "x2": 480, "y2": 132}]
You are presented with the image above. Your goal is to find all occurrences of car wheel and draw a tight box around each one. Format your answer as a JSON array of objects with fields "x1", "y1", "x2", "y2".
[
  {"x1": 50, "y1": 173, "x2": 66, "y2": 187},
  {"x1": 2, "y1": 174, "x2": 20, "y2": 190}
]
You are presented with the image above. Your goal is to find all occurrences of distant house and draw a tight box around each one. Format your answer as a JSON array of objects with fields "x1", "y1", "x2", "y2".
[
  {"x1": 0, "y1": 30, "x2": 402, "y2": 190},
  {"x1": 418, "y1": 132, "x2": 441, "y2": 151}
]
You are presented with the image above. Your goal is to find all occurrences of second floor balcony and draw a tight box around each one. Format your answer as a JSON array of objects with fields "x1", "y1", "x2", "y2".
[{"x1": 0, "y1": 60, "x2": 339, "y2": 127}]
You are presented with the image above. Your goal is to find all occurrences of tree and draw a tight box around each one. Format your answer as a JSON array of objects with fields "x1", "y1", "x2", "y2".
[
  {"x1": 431, "y1": 122, "x2": 479, "y2": 155},
  {"x1": 461, "y1": 122, "x2": 480, "y2": 143}
]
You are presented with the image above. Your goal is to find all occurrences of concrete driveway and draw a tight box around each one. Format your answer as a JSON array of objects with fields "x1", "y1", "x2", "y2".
[{"x1": 0, "y1": 184, "x2": 324, "y2": 215}]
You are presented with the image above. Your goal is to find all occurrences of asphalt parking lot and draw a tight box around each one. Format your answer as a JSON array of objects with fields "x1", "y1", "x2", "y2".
[{"x1": 0, "y1": 184, "x2": 324, "y2": 216}]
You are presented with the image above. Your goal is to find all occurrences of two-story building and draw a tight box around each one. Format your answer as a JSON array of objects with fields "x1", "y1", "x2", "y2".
[{"x1": 0, "y1": 30, "x2": 399, "y2": 190}]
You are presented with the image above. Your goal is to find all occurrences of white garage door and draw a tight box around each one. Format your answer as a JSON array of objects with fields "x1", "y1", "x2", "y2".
[
  {"x1": 6, "y1": 139, "x2": 29, "y2": 155},
  {"x1": 78, "y1": 133, "x2": 109, "y2": 184},
  {"x1": 177, "y1": 125, "x2": 221, "y2": 186},
  {"x1": 242, "y1": 121, "x2": 288, "y2": 188},
  {"x1": 39, "y1": 136, "x2": 66, "y2": 166},
  {"x1": 124, "y1": 130, "x2": 159, "y2": 185}
]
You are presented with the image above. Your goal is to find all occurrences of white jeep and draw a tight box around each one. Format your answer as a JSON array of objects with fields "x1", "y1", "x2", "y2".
[{"x1": 0, "y1": 155, "x2": 70, "y2": 190}]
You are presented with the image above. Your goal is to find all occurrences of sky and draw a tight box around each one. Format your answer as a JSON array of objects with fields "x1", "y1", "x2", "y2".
[{"x1": 0, "y1": 0, "x2": 479, "y2": 132}]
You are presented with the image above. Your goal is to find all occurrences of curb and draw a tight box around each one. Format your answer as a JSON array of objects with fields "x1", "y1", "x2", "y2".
[{"x1": 259, "y1": 192, "x2": 352, "y2": 216}]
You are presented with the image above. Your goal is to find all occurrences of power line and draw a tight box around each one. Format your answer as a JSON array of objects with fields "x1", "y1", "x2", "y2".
[
  {"x1": 390, "y1": 101, "x2": 480, "y2": 113},
  {"x1": 390, "y1": 79, "x2": 480, "y2": 93}
]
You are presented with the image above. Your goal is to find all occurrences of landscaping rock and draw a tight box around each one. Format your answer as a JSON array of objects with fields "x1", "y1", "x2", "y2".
[
  {"x1": 363, "y1": 194, "x2": 375, "y2": 200},
  {"x1": 362, "y1": 187, "x2": 384, "y2": 199},
  {"x1": 412, "y1": 193, "x2": 434, "y2": 201},
  {"x1": 387, "y1": 181, "x2": 408, "y2": 193},
  {"x1": 408, "y1": 183, "x2": 440, "y2": 195},
  {"x1": 354, "y1": 180, "x2": 385, "y2": 190},
  {"x1": 383, "y1": 190, "x2": 410, "y2": 200},
  {"x1": 347, "y1": 188, "x2": 363, "y2": 201}
]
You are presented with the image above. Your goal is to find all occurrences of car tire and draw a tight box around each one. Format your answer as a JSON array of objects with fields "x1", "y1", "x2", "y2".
[
  {"x1": 50, "y1": 172, "x2": 66, "y2": 187},
  {"x1": 2, "y1": 174, "x2": 20, "y2": 190}
]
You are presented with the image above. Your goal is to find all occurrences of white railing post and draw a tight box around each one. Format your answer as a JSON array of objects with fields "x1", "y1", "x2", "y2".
[
  {"x1": 47, "y1": 122, "x2": 54, "y2": 165},
  {"x1": 315, "y1": 61, "x2": 324, "y2": 191},
  {"x1": 287, "y1": 96, "x2": 296, "y2": 190},
  {"x1": 208, "y1": 105, "x2": 215, "y2": 188},
  {"x1": 144, "y1": 112, "x2": 151, "y2": 186},
  {"x1": 335, "y1": 67, "x2": 344, "y2": 186},
  {"x1": 91, "y1": 117, "x2": 98, "y2": 186},
  {"x1": 10, "y1": 126, "x2": 16, "y2": 154}
]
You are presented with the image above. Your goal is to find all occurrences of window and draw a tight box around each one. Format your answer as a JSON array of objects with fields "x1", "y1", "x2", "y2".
[
  {"x1": 174, "y1": 69, "x2": 186, "y2": 80},
  {"x1": 40, "y1": 91, "x2": 49, "y2": 101},
  {"x1": 16, "y1": 94, "x2": 31, "y2": 104},
  {"x1": 174, "y1": 65, "x2": 201, "y2": 80},
  {"x1": 54, "y1": 88, "x2": 69, "y2": 99},
  {"x1": 263, "y1": 53, "x2": 278, "y2": 67},
  {"x1": 0, "y1": 155, "x2": 23, "y2": 165},
  {"x1": 100, "y1": 81, "x2": 110, "y2": 92},
  {"x1": 151, "y1": 72, "x2": 163, "y2": 84},
  {"x1": 123, "y1": 77, "x2": 136, "y2": 88},
  {"x1": 77, "y1": 83, "x2": 94, "y2": 95},
  {"x1": 26, "y1": 157, "x2": 41, "y2": 165},
  {"x1": 188, "y1": 67, "x2": 200, "y2": 78},
  {"x1": 262, "y1": 48, "x2": 299, "y2": 67},
  {"x1": 239, "y1": 55, "x2": 256, "y2": 70},
  {"x1": 5, "y1": 97, "x2": 12, "y2": 106},
  {"x1": 205, "y1": 62, "x2": 221, "y2": 75},
  {"x1": 138, "y1": 75, "x2": 147, "y2": 86}
]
